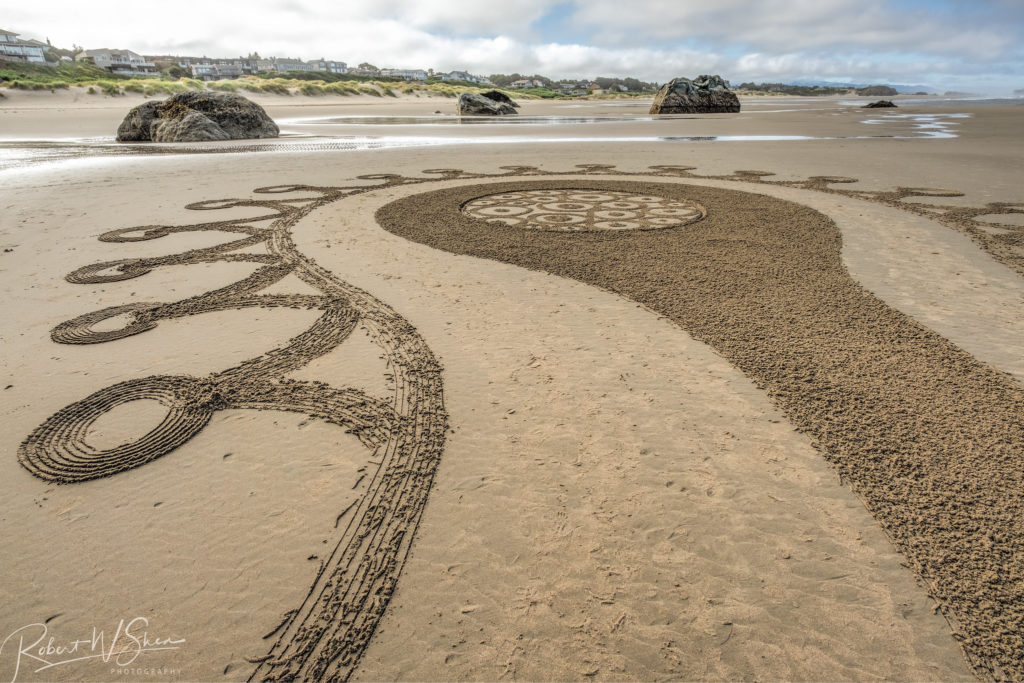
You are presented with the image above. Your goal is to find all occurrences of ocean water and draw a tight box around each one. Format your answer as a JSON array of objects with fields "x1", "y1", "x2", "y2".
[{"x1": 0, "y1": 109, "x2": 972, "y2": 173}]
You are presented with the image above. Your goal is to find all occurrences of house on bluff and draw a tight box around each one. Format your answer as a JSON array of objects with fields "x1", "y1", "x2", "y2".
[
  {"x1": 76, "y1": 49, "x2": 158, "y2": 76},
  {"x1": 0, "y1": 29, "x2": 47, "y2": 63}
]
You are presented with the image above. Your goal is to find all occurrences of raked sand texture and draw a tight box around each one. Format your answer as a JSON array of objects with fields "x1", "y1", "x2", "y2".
[
  {"x1": 16, "y1": 184, "x2": 449, "y2": 682},
  {"x1": 377, "y1": 170, "x2": 1024, "y2": 680},
  {"x1": 2, "y1": 94, "x2": 1023, "y2": 682}
]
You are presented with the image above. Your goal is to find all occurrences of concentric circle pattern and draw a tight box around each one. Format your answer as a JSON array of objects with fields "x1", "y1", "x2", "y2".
[
  {"x1": 20, "y1": 376, "x2": 214, "y2": 483},
  {"x1": 462, "y1": 189, "x2": 706, "y2": 231}
]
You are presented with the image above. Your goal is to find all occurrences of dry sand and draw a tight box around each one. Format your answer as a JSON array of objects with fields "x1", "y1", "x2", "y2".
[{"x1": 1, "y1": 87, "x2": 1022, "y2": 682}]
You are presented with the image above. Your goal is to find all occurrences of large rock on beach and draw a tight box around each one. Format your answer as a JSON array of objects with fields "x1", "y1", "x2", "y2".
[
  {"x1": 116, "y1": 100, "x2": 162, "y2": 141},
  {"x1": 864, "y1": 100, "x2": 897, "y2": 108},
  {"x1": 151, "y1": 110, "x2": 233, "y2": 142},
  {"x1": 649, "y1": 75, "x2": 740, "y2": 114},
  {"x1": 116, "y1": 91, "x2": 279, "y2": 142},
  {"x1": 457, "y1": 91, "x2": 518, "y2": 116},
  {"x1": 479, "y1": 90, "x2": 519, "y2": 108}
]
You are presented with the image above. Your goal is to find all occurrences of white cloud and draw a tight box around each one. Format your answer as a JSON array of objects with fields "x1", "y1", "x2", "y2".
[
  {"x1": 361, "y1": 0, "x2": 555, "y2": 37},
  {"x1": 4, "y1": 0, "x2": 1022, "y2": 91},
  {"x1": 575, "y1": 0, "x2": 1020, "y2": 60}
]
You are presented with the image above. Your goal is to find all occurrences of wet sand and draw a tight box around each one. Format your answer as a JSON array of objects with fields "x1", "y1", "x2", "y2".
[{"x1": 1, "y1": 88, "x2": 1022, "y2": 681}]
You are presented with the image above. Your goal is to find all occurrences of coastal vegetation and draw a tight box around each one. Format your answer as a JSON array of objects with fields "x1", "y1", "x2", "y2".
[
  {"x1": 736, "y1": 82, "x2": 853, "y2": 96},
  {"x1": 0, "y1": 60, "x2": 543, "y2": 99},
  {"x1": 1, "y1": 58, "x2": 912, "y2": 101},
  {"x1": 0, "y1": 59, "x2": 111, "y2": 85},
  {"x1": 0, "y1": 59, "x2": 202, "y2": 95},
  {"x1": 488, "y1": 73, "x2": 657, "y2": 94},
  {"x1": 856, "y1": 85, "x2": 899, "y2": 96},
  {"x1": 0, "y1": 58, "x2": 649, "y2": 100}
]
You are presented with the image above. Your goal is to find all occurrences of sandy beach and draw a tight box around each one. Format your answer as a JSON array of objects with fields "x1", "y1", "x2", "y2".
[{"x1": 1, "y1": 87, "x2": 1022, "y2": 682}]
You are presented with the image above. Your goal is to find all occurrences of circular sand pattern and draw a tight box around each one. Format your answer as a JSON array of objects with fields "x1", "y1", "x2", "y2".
[
  {"x1": 51, "y1": 302, "x2": 159, "y2": 344},
  {"x1": 462, "y1": 189, "x2": 705, "y2": 231},
  {"x1": 378, "y1": 175, "x2": 1024, "y2": 682},
  {"x1": 21, "y1": 166, "x2": 1024, "y2": 682},
  {"x1": 21, "y1": 183, "x2": 449, "y2": 682},
  {"x1": 20, "y1": 376, "x2": 214, "y2": 482}
]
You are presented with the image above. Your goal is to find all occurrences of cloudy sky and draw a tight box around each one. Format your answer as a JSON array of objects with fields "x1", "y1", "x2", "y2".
[{"x1": 7, "y1": 0, "x2": 1024, "y2": 92}]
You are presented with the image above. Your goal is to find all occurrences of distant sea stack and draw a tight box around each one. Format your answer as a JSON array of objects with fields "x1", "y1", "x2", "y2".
[
  {"x1": 649, "y1": 75, "x2": 740, "y2": 114},
  {"x1": 117, "y1": 92, "x2": 279, "y2": 142},
  {"x1": 857, "y1": 85, "x2": 899, "y2": 97},
  {"x1": 457, "y1": 91, "x2": 518, "y2": 115}
]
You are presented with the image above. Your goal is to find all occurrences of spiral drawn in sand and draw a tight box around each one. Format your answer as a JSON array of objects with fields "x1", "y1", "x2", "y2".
[
  {"x1": 20, "y1": 181, "x2": 447, "y2": 682},
  {"x1": 462, "y1": 188, "x2": 706, "y2": 231},
  {"x1": 21, "y1": 163, "x2": 1024, "y2": 681}
]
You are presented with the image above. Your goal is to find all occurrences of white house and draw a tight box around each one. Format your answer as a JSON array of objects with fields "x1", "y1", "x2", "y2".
[
  {"x1": 190, "y1": 60, "x2": 245, "y2": 80},
  {"x1": 557, "y1": 81, "x2": 589, "y2": 95},
  {"x1": 379, "y1": 68, "x2": 427, "y2": 81},
  {"x1": 170, "y1": 56, "x2": 260, "y2": 78},
  {"x1": 509, "y1": 79, "x2": 536, "y2": 89},
  {"x1": 441, "y1": 70, "x2": 480, "y2": 83},
  {"x1": 0, "y1": 29, "x2": 47, "y2": 63},
  {"x1": 77, "y1": 49, "x2": 158, "y2": 75},
  {"x1": 309, "y1": 59, "x2": 347, "y2": 74},
  {"x1": 273, "y1": 58, "x2": 315, "y2": 72}
]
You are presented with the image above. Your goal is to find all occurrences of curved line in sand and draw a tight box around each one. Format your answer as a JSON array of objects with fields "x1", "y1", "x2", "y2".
[
  {"x1": 376, "y1": 174, "x2": 1024, "y2": 681},
  {"x1": 18, "y1": 164, "x2": 1024, "y2": 681}
]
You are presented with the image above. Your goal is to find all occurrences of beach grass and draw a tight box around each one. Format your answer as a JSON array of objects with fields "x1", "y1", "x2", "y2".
[
  {"x1": 0, "y1": 60, "x2": 112, "y2": 85},
  {"x1": 0, "y1": 59, "x2": 625, "y2": 101},
  {"x1": 299, "y1": 82, "x2": 326, "y2": 96}
]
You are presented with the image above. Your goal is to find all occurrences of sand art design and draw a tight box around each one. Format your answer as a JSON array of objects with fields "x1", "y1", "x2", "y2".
[
  {"x1": 377, "y1": 168, "x2": 1024, "y2": 682},
  {"x1": 18, "y1": 183, "x2": 448, "y2": 682},
  {"x1": 462, "y1": 188, "x2": 705, "y2": 231},
  {"x1": 709, "y1": 168, "x2": 1024, "y2": 279},
  {"x1": 18, "y1": 164, "x2": 1024, "y2": 681}
]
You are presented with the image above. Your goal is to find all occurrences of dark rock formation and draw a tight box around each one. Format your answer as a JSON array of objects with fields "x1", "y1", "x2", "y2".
[
  {"x1": 116, "y1": 101, "x2": 163, "y2": 141},
  {"x1": 117, "y1": 91, "x2": 279, "y2": 142},
  {"x1": 456, "y1": 91, "x2": 518, "y2": 116},
  {"x1": 649, "y1": 75, "x2": 740, "y2": 114},
  {"x1": 152, "y1": 110, "x2": 233, "y2": 141},
  {"x1": 479, "y1": 90, "x2": 519, "y2": 107},
  {"x1": 857, "y1": 85, "x2": 898, "y2": 97},
  {"x1": 864, "y1": 100, "x2": 897, "y2": 108}
]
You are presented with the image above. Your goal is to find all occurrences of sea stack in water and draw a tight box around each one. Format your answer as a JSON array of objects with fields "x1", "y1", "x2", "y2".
[
  {"x1": 117, "y1": 91, "x2": 279, "y2": 142},
  {"x1": 457, "y1": 91, "x2": 518, "y2": 116},
  {"x1": 649, "y1": 75, "x2": 740, "y2": 114}
]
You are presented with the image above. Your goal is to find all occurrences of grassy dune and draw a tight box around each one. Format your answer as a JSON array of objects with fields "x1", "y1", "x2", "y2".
[
  {"x1": 0, "y1": 60, "x2": 573, "y2": 99},
  {"x1": 1, "y1": 60, "x2": 653, "y2": 100}
]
